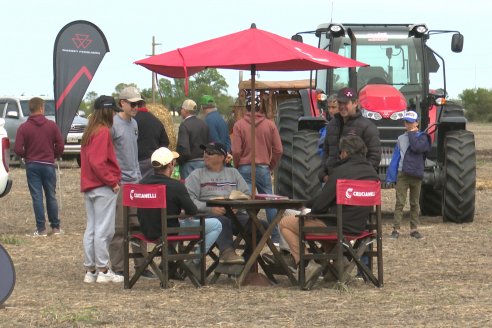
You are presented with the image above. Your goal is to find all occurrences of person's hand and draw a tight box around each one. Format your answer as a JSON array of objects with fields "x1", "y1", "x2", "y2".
[
  {"x1": 225, "y1": 153, "x2": 233, "y2": 164},
  {"x1": 211, "y1": 207, "x2": 226, "y2": 215},
  {"x1": 323, "y1": 175, "x2": 329, "y2": 183},
  {"x1": 112, "y1": 184, "x2": 120, "y2": 193}
]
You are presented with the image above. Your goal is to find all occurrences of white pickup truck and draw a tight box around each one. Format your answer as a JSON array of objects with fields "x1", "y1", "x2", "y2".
[
  {"x1": 0, "y1": 96, "x2": 87, "y2": 166},
  {"x1": 0, "y1": 118, "x2": 12, "y2": 197}
]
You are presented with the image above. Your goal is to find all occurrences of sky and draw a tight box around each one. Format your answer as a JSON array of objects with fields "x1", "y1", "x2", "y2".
[{"x1": 1, "y1": 0, "x2": 489, "y2": 100}]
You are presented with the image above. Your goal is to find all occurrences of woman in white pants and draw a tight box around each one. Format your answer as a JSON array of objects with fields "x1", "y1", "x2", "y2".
[{"x1": 80, "y1": 96, "x2": 123, "y2": 283}]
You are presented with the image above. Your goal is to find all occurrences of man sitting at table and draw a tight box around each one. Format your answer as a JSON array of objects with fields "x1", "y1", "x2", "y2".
[
  {"x1": 137, "y1": 147, "x2": 223, "y2": 274},
  {"x1": 271, "y1": 135, "x2": 379, "y2": 283},
  {"x1": 185, "y1": 142, "x2": 266, "y2": 264}
]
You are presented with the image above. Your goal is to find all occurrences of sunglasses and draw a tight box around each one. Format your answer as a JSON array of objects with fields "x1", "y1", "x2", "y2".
[
  {"x1": 204, "y1": 150, "x2": 222, "y2": 156},
  {"x1": 124, "y1": 100, "x2": 139, "y2": 108}
]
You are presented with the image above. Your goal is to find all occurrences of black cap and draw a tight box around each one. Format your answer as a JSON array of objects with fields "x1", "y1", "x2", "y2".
[
  {"x1": 94, "y1": 95, "x2": 122, "y2": 112},
  {"x1": 337, "y1": 87, "x2": 357, "y2": 103},
  {"x1": 200, "y1": 142, "x2": 227, "y2": 157}
]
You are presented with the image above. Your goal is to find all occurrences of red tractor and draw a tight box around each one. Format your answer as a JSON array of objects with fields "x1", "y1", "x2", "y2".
[{"x1": 275, "y1": 23, "x2": 475, "y2": 223}]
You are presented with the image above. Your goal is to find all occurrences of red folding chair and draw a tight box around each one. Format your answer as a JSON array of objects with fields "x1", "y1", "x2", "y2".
[
  {"x1": 298, "y1": 179, "x2": 383, "y2": 290},
  {"x1": 122, "y1": 184, "x2": 206, "y2": 289}
]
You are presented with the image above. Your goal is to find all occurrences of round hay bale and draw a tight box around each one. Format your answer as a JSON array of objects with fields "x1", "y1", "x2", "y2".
[{"x1": 146, "y1": 103, "x2": 177, "y2": 151}]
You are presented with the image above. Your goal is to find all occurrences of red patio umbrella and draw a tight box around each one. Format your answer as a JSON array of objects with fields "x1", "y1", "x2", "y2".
[{"x1": 135, "y1": 24, "x2": 367, "y2": 197}]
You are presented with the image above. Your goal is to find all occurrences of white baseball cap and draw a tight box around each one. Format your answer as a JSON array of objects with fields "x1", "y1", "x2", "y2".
[{"x1": 151, "y1": 147, "x2": 179, "y2": 167}]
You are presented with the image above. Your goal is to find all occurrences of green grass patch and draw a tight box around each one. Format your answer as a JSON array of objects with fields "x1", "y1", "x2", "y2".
[
  {"x1": 41, "y1": 302, "x2": 102, "y2": 326},
  {"x1": 0, "y1": 234, "x2": 23, "y2": 245}
]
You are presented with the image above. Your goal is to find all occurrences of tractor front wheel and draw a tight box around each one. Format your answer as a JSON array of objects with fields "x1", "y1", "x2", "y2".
[{"x1": 442, "y1": 130, "x2": 476, "y2": 223}]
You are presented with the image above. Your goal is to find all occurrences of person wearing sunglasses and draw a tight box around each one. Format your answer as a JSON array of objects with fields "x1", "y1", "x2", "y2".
[{"x1": 108, "y1": 86, "x2": 155, "y2": 280}]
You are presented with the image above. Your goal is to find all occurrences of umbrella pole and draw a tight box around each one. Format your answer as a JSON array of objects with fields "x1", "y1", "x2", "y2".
[{"x1": 250, "y1": 65, "x2": 256, "y2": 199}]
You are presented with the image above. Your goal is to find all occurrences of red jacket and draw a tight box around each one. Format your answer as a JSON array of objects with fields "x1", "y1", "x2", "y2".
[
  {"x1": 14, "y1": 114, "x2": 64, "y2": 164},
  {"x1": 80, "y1": 126, "x2": 121, "y2": 192},
  {"x1": 231, "y1": 112, "x2": 282, "y2": 170}
]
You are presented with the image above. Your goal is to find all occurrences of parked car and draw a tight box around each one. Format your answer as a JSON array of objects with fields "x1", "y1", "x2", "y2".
[
  {"x1": 0, "y1": 96, "x2": 87, "y2": 166},
  {"x1": 0, "y1": 118, "x2": 12, "y2": 197}
]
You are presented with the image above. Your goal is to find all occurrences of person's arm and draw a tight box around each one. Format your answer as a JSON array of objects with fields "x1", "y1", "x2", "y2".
[
  {"x1": 231, "y1": 123, "x2": 242, "y2": 168},
  {"x1": 363, "y1": 122, "x2": 382, "y2": 169},
  {"x1": 159, "y1": 124, "x2": 170, "y2": 148},
  {"x1": 176, "y1": 184, "x2": 198, "y2": 215},
  {"x1": 184, "y1": 173, "x2": 209, "y2": 212},
  {"x1": 14, "y1": 126, "x2": 25, "y2": 158},
  {"x1": 309, "y1": 173, "x2": 337, "y2": 214},
  {"x1": 235, "y1": 170, "x2": 251, "y2": 196},
  {"x1": 53, "y1": 124, "x2": 65, "y2": 159},
  {"x1": 176, "y1": 125, "x2": 191, "y2": 164},
  {"x1": 89, "y1": 130, "x2": 120, "y2": 187},
  {"x1": 269, "y1": 123, "x2": 283, "y2": 170}
]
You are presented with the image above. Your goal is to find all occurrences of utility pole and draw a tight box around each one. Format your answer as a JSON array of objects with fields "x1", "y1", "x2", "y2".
[{"x1": 151, "y1": 36, "x2": 161, "y2": 104}]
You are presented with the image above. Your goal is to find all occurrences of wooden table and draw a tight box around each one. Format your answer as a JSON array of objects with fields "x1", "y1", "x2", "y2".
[{"x1": 205, "y1": 199, "x2": 304, "y2": 287}]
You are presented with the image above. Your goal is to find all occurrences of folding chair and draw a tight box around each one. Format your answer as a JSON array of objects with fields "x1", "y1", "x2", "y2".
[
  {"x1": 122, "y1": 184, "x2": 206, "y2": 289},
  {"x1": 298, "y1": 179, "x2": 383, "y2": 290}
]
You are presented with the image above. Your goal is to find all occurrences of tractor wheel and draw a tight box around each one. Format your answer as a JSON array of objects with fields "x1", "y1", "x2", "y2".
[
  {"x1": 419, "y1": 185, "x2": 442, "y2": 216},
  {"x1": 442, "y1": 130, "x2": 476, "y2": 223},
  {"x1": 292, "y1": 130, "x2": 322, "y2": 201},
  {"x1": 276, "y1": 98, "x2": 304, "y2": 197}
]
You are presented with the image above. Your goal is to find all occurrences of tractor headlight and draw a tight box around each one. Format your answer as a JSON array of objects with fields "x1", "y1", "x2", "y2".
[
  {"x1": 361, "y1": 109, "x2": 382, "y2": 120},
  {"x1": 390, "y1": 110, "x2": 407, "y2": 120}
]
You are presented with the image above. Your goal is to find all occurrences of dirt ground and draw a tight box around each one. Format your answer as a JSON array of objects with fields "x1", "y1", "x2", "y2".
[{"x1": 1, "y1": 123, "x2": 491, "y2": 327}]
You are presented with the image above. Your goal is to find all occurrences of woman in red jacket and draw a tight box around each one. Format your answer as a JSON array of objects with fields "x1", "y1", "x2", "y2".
[{"x1": 80, "y1": 96, "x2": 123, "y2": 284}]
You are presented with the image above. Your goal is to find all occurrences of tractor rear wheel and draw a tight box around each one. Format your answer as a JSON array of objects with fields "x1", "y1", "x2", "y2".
[
  {"x1": 442, "y1": 130, "x2": 476, "y2": 223},
  {"x1": 419, "y1": 185, "x2": 442, "y2": 216},
  {"x1": 292, "y1": 130, "x2": 322, "y2": 201},
  {"x1": 276, "y1": 98, "x2": 304, "y2": 197}
]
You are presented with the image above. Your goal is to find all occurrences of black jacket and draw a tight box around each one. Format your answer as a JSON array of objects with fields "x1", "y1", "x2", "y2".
[
  {"x1": 137, "y1": 174, "x2": 197, "y2": 240},
  {"x1": 176, "y1": 116, "x2": 209, "y2": 165},
  {"x1": 318, "y1": 110, "x2": 381, "y2": 181},
  {"x1": 307, "y1": 154, "x2": 379, "y2": 234},
  {"x1": 134, "y1": 110, "x2": 170, "y2": 161}
]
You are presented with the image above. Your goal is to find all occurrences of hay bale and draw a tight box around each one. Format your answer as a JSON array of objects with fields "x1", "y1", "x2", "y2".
[{"x1": 146, "y1": 103, "x2": 177, "y2": 151}]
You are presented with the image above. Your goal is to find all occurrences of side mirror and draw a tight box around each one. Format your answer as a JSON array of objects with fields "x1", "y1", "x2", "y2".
[
  {"x1": 6, "y1": 111, "x2": 18, "y2": 119},
  {"x1": 291, "y1": 34, "x2": 303, "y2": 43},
  {"x1": 451, "y1": 33, "x2": 464, "y2": 53}
]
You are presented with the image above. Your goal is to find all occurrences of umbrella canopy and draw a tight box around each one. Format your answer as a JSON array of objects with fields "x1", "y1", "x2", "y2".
[
  {"x1": 135, "y1": 26, "x2": 366, "y2": 78},
  {"x1": 135, "y1": 25, "x2": 367, "y2": 198}
]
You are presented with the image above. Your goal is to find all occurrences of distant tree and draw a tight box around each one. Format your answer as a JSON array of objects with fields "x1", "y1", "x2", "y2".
[
  {"x1": 459, "y1": 88, "x2": 492, "y2": 122},
  {"x1": 139, "y1": 69, "x2": 234, "y2": 116},
  {"x1": 80, "y1": 91, "x2": 99, "y2": 116}
]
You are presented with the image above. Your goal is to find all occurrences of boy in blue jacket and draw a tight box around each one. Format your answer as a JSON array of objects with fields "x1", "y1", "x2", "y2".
[{"x1": 386, "y1": 111, "x2": 431, "y2": 239}]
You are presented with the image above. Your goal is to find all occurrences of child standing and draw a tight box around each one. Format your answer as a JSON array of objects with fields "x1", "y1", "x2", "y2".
[
  {"x1": 386, "y1": 110, "x2": 431, "y2": 239},
  {"x1": 80, "y1": 96, "x2": 123, "y2": 283}
]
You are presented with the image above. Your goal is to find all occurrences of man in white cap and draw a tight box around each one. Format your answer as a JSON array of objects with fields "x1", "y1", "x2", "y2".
[
  {"x1": 138, "y1": 147, "x2": 222, "y2": 275},
  {"x1": 109, "y1": 86, "x2": 154, "y2": 279},
  {"x1": 176, "y1": 99, "x2": 209, "y2": 179}
]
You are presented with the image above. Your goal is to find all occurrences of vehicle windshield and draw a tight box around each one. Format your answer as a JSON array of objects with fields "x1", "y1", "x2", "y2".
[
  {"x1": 316, "y1": 28, "x2": 427, "y2": 109},
  {"x1": 20, "y1": 100, "x2": 56, "y2": 116}
]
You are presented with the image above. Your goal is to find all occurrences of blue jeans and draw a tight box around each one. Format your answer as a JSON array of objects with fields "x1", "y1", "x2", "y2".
[
  {"x1": 26, "y1": 162, "x2": 60, "y2": 231},
  {"x1": 238, "y1": 165, "x2": 279, "y2": 243},
  {"x1": 179, "y1": 160, "x2": 204, "y2": 180},
  {"x1": 180, "y1": 217, "x2": 222, "y2": 254}
]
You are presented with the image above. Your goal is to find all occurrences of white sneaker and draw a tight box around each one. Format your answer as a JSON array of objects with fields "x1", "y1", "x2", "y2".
[
  {"x1": 96, "y1": 269, "x2": 124, "y2": 283},
  {"x1": 83, "y1": 271, "x2": 98, "y2": 283}
]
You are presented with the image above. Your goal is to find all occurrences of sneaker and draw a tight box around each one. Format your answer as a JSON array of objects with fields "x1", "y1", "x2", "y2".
[
  {"x1": 52, "y1": 228, "x2": 64, "y2": 235},
  {"x1": 410, "y1": 230, "x2": 424, "y2": 240},
  {"x1": 262, "y1": 252, "x2": 297, "y2": 273},
  {"x1": 96, "y1": 269, "x2": 124, "y2": 283},
  {"x1": 28, "y1": 229, "x2": 47, "y2": 237},
  {"x1": 390, "y1": 230, "x2": 400, "y2": 239},
  {"x1": 140, "y1": 269, "x2": 158, "y2": 280},
  {"x1": 305, "y1": 260, "x2": 323, "y2": 283},
  {"x1": 83, "y1": 271, "x2": 97, "y2": 283},
  {"x1": 219, "y1": 248, "x2": 244, "y2": 264}
]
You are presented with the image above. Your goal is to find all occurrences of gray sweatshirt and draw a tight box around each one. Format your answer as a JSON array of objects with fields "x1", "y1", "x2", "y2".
[
  {"x1": 185, "y1": 167, "x2": 250, "y2": 213},
  {"x1": 111, "y1": 115, "x2": 141, "y2": 183}
]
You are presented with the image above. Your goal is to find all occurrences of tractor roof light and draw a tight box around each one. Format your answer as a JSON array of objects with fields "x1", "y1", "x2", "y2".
[
  {"x1": 327, "y1": 24, "x2": 345, "y2": 38},
  {"x1": 435, "y1": 97, "x2": 447, "y2": 105},
  {"x1": 409, "y1": 24, "x2": 428, "y2": 38}
]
